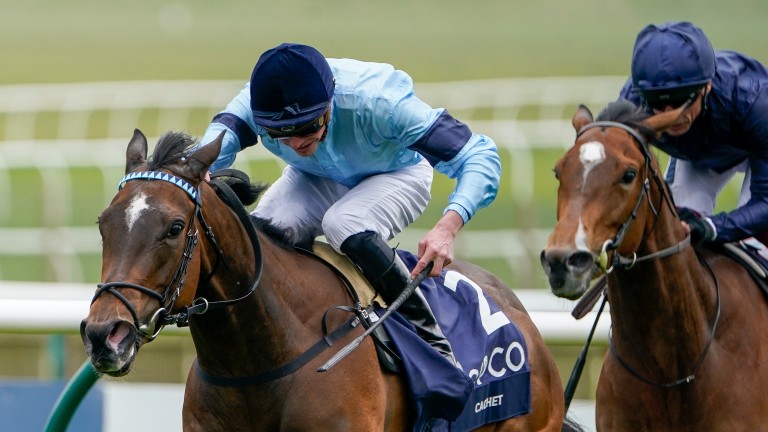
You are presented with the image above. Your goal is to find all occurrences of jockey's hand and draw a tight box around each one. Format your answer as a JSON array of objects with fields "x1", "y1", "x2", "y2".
[
  {"x1": 413, "y1": 210, "x2": 464, "y2": 278},
  {"x1": 204, "y1": 171, "x2": 211, "y2": 182},
  {"x1": 678, "y1": 207, "x2": 717, "y2": 244}
]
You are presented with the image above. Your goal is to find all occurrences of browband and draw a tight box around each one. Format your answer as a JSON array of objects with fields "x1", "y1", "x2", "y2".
[{"x1": 119, "y1": 171, "x2": 198, "y2": 202}]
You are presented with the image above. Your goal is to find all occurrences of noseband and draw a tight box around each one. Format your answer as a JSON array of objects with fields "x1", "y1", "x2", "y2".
[
  {"x1": 576, "y1": 121, "x2": 690, "y2": 273},
  {"x1": 91, "y1": 171, "x2": 262, "y2": 343}
]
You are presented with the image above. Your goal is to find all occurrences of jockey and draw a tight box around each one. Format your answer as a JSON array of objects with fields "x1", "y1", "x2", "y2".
[
  {"x1": 618, "y1": 21, "x2": 768, "y2": 246},
  {"x1": 199, "y1": 43, "x2": 501, "y2": 364}
]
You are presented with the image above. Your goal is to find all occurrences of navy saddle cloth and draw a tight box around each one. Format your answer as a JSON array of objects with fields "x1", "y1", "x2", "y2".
[{"x1": 378, "y1": 250, "x2": 532, "y2": 432}]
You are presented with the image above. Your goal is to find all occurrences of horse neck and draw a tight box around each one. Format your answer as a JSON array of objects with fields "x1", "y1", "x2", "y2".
[
  {"x1": 607, "y1": 198, "x2": 718, "y2": 370},
  {"x1": 190, "y1": 203, "x2": 347, "y2": 374}
]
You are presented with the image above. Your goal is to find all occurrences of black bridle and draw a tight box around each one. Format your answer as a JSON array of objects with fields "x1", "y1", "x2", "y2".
[
  {"x1": 90, "y1": 171, "x2": 263, "y2": 343},
  {"x1": 575, "y1": 121, "x2": 721, "y2": 388},
  {"x1": 92, "y1": 169, "x2": 368, "y2": 386},
  {"x1": 576, "y1": 121, "x2": 690, "y2": 273}
]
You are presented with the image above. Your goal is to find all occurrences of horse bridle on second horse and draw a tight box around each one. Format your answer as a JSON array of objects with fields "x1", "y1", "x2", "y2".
[
  {"x1": 577, "y1": 120, "x2": 721, "y2": 388},
  {"x1": 576, "y1": 121, "x2": 691, "y2": 273},
  {"x1": 89, "y1": 171, "x2": 263, "y2": 343}
]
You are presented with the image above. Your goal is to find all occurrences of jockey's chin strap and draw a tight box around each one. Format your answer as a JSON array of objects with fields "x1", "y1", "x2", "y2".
[{"x1": 577, "y1": 121, "x2": 691, "y2": 274}]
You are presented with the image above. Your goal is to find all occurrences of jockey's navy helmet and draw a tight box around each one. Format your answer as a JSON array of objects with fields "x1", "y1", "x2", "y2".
[
  {"x1": 250, "y1": 43, "x2": 335, "y2": 133},
  {"x1": 631, "y1": 22, "x2": 715, "y2": 109}
]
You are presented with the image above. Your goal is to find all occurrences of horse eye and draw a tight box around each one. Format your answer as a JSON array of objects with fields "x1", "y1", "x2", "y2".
[
  {"x1": 168, "y1": 220, "x2": 186, "y2": 237},
  {"x1": 553, "y1": 168, "x2": 559, "y2": 180},
  {"x1": 621, "y1": 170, "x2": 637, "y2": 184}
]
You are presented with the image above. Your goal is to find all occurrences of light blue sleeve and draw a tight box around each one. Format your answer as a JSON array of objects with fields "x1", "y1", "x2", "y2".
[
  {"x1": 346, "y1": 64, "x2": 501, "y2": 223},
  {"x1": 435, "y1": 133, "x2": 501, "y2": 223},
  {"x1": 339, "y1": 60, "x2": 501, "y2": 223}
]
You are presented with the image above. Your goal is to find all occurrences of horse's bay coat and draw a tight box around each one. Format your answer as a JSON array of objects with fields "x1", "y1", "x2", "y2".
[
  {"x1": 81, "y1": 129, "x2": 574, "y2": 431},
  {"x1": 542, "y1": 102, "x2": 768, "y2": 431}
]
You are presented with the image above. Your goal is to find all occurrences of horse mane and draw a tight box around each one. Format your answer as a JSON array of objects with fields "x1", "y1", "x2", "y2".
[
  {"x1": 212, "y1": 174, "x2": 311, "y2": 248},
  {"x1": 595, "y1": 99, "x2": 658, "y2": 145},
  {"x1": 251, "y1": 216, "x2": 316, "y2": 250},
  {"x1": 213, "y1": 174, "x2": 309, "y2": 250}
]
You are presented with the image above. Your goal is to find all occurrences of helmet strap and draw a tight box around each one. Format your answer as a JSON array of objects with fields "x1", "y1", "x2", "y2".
[
  {"x1": 319, "y1": 110, "x2": 331, "y2": 142},
  {"x1": 701, "y1": 84, "x2": 710, "y2": 115}
]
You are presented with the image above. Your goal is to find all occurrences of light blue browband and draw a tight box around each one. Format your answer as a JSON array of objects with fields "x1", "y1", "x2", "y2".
[{"x1": 118, "y1": 171, "x2": 198, "y2": 202}]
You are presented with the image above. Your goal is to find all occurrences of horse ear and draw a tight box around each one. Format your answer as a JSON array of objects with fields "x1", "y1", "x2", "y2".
[
  {"x1": 188, "y1": 131, "x2": 224, "y2": 179},
  {"x1": 126, "y1": 129, "x2": 148, "y2": 174},
  {"x1": 572, "y1": 104, "x2": 594, "y2": 133},
  {"x1": 643, "y1": 104, "x2": 687, "y2": 134}
]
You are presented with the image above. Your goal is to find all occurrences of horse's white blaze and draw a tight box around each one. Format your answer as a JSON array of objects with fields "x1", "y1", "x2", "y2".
[
  {"x1": 573, "y1": 142, "x2": 604, "y2": 249},
  {"x1": 579, "y1": 141, "x2": 605, "y2": 188},
  {"x1": 575, "y1": 219, "x2": 589, "y2": 251},
  {"x1": 126, "y1": 193, "x2": 150, "y2": 232}
]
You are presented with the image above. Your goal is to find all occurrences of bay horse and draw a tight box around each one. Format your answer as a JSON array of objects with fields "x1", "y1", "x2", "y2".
[
  {"x1": 540, "y1": 100, "x2": 768, "y2": 431},
  {"x1": 80, "y1": 129, "x2": 576, "y2": 431}
]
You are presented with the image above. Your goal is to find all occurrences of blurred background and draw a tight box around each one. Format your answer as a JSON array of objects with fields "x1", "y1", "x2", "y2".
[{"x1": 1, "y1": 0, "x2": 764, "y2": 430}]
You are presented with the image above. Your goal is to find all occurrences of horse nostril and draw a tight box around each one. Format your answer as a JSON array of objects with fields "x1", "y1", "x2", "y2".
[
  {"x1": 540, "y1": 249, "x2": 569, "y2": 275},
  {"x1": 567, "y1": 251, "x2": 595, "y2": 272},
  {"x1": 539, "y1": 250, "x2": 551, "y2": 273}
]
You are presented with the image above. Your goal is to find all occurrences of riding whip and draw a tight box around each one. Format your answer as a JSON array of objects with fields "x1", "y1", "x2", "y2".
[
  {"x1": 318, "y1": 261, "x2": 434, "y2": 372},
  {"x1": 564, "y1": 292, "x2": 607, "y2": 413}
]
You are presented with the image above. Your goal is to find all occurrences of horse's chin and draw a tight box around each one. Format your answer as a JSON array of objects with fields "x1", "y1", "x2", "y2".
[
  {"x1": 553, "y1": 285, "x2": 588, "y2": 301},
  {"x1": 87, "y1": 342, "x2": 138, "y2": 377},
  {"x1": 548, "y1": 271, "x2": 595, "y2": 300},
  {"x1": 102, "y1": 362, "x2": 134, "y2": 378}
]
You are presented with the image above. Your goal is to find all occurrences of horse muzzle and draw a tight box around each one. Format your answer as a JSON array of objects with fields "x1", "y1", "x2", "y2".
[
  {"x1": 80, "y1": 318, "x2": 139, "y2": 376},
  {"x1": 540, "y1": 247, "x2": 598, "y2": 300}
]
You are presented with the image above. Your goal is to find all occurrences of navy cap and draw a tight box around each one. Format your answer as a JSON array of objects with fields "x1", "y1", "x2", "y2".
[
  {"x1": 631, "y1": 21, "x2": 715, "y2": 94},
  {"x1": 250, "y1": 43, "x2": 335, "y2": 130}
]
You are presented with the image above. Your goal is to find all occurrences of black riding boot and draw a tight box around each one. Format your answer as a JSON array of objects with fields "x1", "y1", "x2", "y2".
[{"x1": 341, "y1": 231, "x2": 457, "y2": 366}]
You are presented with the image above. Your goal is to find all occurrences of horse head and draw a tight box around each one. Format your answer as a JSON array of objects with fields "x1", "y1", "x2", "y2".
[
  {"x1": 80, "y1": 129, "x2": 224, "y2": 376},
  {"x1": 540, "y1": 101, "x2": 686, "y2": 300}
]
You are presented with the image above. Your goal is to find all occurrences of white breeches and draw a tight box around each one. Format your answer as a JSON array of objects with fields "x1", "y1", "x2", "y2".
[
  {"x1": 253, "y1": 159, "x2": 433, "y2": 252},
  {"x1": 665, "y1": 157, "x2": 751, "y2": 215}
]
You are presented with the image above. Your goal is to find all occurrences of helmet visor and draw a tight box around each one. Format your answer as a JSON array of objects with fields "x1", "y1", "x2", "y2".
[
  {"x1": 640, "y1": 85, "x2": 703, "y2": 111},
  {"x1": 262, "y1": 108, "x2": 328, "y2": 139}
]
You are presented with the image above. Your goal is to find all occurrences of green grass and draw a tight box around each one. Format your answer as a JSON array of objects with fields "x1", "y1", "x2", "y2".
[
  {"x1": 0, "y1": 0, "x2": 755, "y2": 283},
  {"x1": 2, "y1": 0, "x2": 767, "y2": 84}
]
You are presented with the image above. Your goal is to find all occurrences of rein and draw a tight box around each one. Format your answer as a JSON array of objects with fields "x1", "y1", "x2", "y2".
[{"x1": 575, "y1": 120, "x2": 720, "y2": 389}]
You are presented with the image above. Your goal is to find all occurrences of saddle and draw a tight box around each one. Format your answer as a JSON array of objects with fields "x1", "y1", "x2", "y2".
[
  {"x1": 717, "y1": 239, "x2": 768, "y2": 300},
  {"x1": 297, "y1": 241, "x2": 402, "y2": 373},
  {"x1": 299, "y1": 241, "x2": 534, "y2": 431}
]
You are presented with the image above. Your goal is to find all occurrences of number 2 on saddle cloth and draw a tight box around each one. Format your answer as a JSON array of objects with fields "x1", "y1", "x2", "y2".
[{"x1": 375, "y1": 250, "x2": 532, "y2": 432}]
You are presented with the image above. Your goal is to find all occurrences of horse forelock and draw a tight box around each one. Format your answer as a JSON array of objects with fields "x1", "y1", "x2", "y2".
[
  {"x1": 595, "y1": 100, "x2": 657, "y2": 146},
  {"x1": 146, "y1": 131, "x2": 198, "y2": 171}
]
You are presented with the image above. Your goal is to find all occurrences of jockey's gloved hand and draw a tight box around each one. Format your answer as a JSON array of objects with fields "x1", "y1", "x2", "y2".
[{"x1": 677, "y1": 207, "x2": 717, "y2": 243}]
